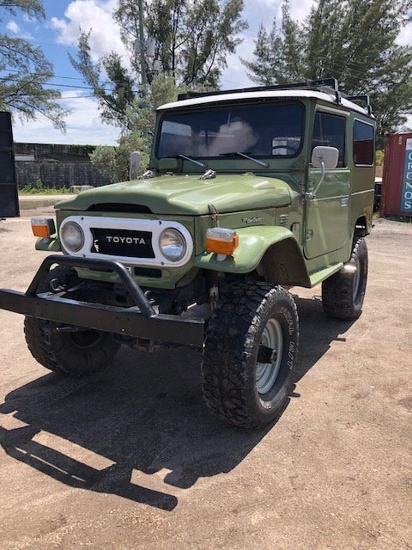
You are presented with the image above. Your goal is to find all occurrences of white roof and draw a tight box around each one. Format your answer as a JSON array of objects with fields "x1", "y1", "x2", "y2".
[{"x1": 157, "y1": 89, "x2": 371, "y2": 116}]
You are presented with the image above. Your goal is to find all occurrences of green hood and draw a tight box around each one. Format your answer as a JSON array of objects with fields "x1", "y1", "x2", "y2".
[{"x1": 56, "y1": 173, "x2": 292, "y2": 215}]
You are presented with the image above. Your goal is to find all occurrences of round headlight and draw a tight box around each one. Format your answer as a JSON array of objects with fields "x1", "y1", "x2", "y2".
[
  {"x1": 61, "y1": 221, "x2": 85, "y2": 252},
  {"x1": 159, "y1": 228, "x2": 186, "y2": 262}
]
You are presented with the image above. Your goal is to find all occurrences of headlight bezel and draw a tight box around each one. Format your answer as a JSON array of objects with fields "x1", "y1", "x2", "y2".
[
  {"x1": 60, "y1": 220, "x2": 85, "y2": 252},
  {"x1": 158, "y1": 227, "x2": 187, "y2": 262}
]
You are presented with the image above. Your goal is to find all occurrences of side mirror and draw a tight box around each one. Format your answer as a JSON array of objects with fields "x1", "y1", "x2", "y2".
[
  {"x1": 305, "y1": 146, "x2": 340, "y2": 201},
  {"x1": 311, "y1": 146, "x2": 339, "y2": 169},
  {"x1": 129, "y1": 151, "x2": 141, "y2": 180}
]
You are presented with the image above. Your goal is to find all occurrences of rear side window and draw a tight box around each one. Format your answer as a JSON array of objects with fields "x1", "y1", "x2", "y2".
[
  {"x1": 353, "y1": 120, "x2": 374, "y2": 165},
  {"x1": 312, "y1": 112, "x2": 346, "y2": 167}
]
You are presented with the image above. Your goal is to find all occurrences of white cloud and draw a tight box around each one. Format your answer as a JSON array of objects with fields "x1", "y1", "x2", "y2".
[
  {"x1": 253, "y1": 0, "x2": 313, "y2": 23},
  {"x1": 288, "y1": 0, "x2": 313, "y2": 22},
  {"x1": 50, "y1": 0, "x2": 128, "y2": 63},
  {"x1": 6, "y1": 19, "x2": 33, "y2": 39},
  {"x1": 221, "y1": 39, "x2": 256, "y2": 89},
  {"x1": 397, "y1": 22, "x2": 412, "y2": 46},
  {"x1": 220, "y1": 0, "x2": 313, "y2": 89},
  {"x1": 13, "y1": 92, "x2": 119, "y2": 146},
  {"x1": 6, "y1": 21, "x2": 20, "y2": 34}
]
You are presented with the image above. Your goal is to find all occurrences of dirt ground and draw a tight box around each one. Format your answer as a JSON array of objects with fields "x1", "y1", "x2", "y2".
[{"x1": 0, "y1": 211, "x2": 411, "y2": 550}]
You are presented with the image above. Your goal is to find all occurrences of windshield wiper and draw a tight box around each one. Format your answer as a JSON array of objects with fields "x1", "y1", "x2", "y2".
[
  {"x1": 177, "y1": 154, "x2": 206, "y2": 168},
  {"x1": 219, "y1": 151, "x2": 268, "y2": 168}
]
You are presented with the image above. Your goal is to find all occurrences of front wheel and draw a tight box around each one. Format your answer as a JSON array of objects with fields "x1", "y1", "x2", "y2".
[
  {"x1": 24, "y1": 266, "x2": 120, "y2": 377},
  {"x1": 201, "y1": 282, "x2": 299, "y2": 429}
]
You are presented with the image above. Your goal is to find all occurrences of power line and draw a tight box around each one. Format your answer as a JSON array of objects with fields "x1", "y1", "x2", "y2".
[
  {"x1": 59, "y1": 95, "x2": 95, "y2": 99},
  {"x1": 0, "y1": 73, "x2": 115, "y2": 93},
  {"x1": 3, "y1": 67, "x2": 101, "y2": 84}
]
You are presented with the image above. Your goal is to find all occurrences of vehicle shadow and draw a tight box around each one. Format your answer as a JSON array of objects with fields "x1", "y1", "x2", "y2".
[
  {"x1": 0, "y1": 346, "x2": 270, "y2": 512},
  {"x1": 293, "y1": 293, "x2": 356, "y2": 383},
  {"x1": 0, "y1": 294, "x2": 355, "y2": 511}
]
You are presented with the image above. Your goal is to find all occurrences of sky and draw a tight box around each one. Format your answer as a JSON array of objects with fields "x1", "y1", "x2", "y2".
[{"x1": 2, "y1": 0, "x2": 412, "y2": 146}]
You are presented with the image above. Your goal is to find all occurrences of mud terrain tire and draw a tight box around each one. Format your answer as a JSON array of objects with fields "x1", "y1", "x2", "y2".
[
  {"x1": 201, "y1": 282, "x2": 299, "y2": 429},
  {"x1": 322, "y1": 237, "x2": 368, "y2": 320},
  {"x1": 24, "y1": 266, "x2": 120, "y2": 376}
]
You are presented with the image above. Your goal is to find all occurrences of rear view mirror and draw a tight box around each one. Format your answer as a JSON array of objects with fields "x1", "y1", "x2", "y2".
[{"x1": 311, "y1": 146, "x2": 339, "y2": 169}]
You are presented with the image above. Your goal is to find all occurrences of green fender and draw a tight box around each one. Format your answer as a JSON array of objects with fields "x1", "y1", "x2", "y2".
[
  {"x1": 194, "y1": 226, "x2": 311, "y2": 287},
  {"x1": 35, "y1": 237, "x2": 61, "y2": 252}
]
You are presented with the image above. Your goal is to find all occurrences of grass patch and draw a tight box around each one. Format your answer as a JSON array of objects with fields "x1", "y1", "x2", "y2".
[
  {"x1": 383, "y1": 215, "x2": 412, "y2": 224},
  {"x1": 19, "y1": 180, "x2": 71, "y2": 195}
]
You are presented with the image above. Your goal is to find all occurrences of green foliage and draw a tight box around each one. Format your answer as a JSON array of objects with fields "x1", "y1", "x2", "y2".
[
  {"x1": 375, "y1": 150, "x2": 384, "y2": 166},
  {"x1": 242, "y1": 0, "x2": 412, "y2": 143},
  {"x1": 116, "y1": 0, "x2": 247, "y2": 87},
  {"x1": 0, "y1": 0, "x2": 66, "y2": 129},
  {"x1": 150, "y1": 73, "x2": 178, "y2": 108},
  {"x1": 0, "y1": 0, "x2": 44, "y2": 19},
  {"x1": 71, "y1": 1, "x2": 247, "y2": 178},
  {"x1": 90, "y1": 131, "x2": 151, "y2": 183},
  {"x1": 22, "y1": 178, "x2": 45, "y2": 193},
  {"x1": 177, "y1": 0, "x2": 248, "y2": 88},
  {"x1": 69, "y1": 31, "x2": 136, "y2": 129},
  {"x1": 71, "y1": 0, "x2": 247, "y2": 129},
  {"x1": 89, "y1": 146, "x2": 118, "y2": 180},
  {"x1": 91, "y1": 137, "x2": 150, "y2": 183},
  {"x1": 19, "y1": 179, "x2": 71, "y2": 195},
  {"x1": 90, "y1": 73, "x2": 180, "y2": 181}
]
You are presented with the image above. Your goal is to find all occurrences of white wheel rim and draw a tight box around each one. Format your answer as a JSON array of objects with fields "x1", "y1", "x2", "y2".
[{"x1": 256, "y1": 318, "x2": 283, "y2": 395}]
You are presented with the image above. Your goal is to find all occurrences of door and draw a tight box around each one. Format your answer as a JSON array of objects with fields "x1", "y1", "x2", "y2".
[
  {"x1": 304, "y1": 110, "x2": 349, "y2": 259},
  {"x1": 0, "y1": 112, "x2": 19, "y2": 217}
]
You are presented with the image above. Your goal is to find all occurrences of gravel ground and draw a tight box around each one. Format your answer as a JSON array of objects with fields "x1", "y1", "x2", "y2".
[{"x1": 0, "y1": 213, "x2": 411, "y2": 550}]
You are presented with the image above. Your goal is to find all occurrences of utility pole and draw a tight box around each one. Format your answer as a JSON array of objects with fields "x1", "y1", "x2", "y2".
[{"x1": 138, "y1": 0, "x2": 148, "y2": 92}]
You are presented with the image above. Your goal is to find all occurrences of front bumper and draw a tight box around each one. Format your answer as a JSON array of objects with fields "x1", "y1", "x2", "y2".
[{"x1": 0, "y1": 255, "x2": 204, "y2": 347}]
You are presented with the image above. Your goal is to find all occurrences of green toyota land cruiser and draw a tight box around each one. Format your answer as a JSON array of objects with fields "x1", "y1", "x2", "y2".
[{"x1": 0, "y1": 78, "x2": 375, "y2": 429}]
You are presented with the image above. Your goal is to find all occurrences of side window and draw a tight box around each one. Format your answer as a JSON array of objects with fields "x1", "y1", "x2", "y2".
[
  {"x1": 353, "y1": 120, "x2": 374, "y2": 165},
  {"x1": 312, "y1": 112, "x2": 346, "y2": 167}
]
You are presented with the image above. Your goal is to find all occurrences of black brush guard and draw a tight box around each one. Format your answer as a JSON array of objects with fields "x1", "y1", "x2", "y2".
[{"x1": 0, "y1": 255, "x2": 204, "y2": 346}]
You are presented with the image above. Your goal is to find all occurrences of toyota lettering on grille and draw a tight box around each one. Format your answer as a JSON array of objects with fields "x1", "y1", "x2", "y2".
[{"x1": 105, "y1": 235, "x2": 147, "y2": 245}]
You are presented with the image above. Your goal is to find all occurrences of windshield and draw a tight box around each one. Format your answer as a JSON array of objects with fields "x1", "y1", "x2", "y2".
[{"x1": 156, "y1": 102, "x2": 304, "y2": 160}]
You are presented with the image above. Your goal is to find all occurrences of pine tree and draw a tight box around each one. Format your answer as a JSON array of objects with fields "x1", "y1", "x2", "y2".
[
  {"x1": 0, "y1": 0, "x2": 66, "y2": 129},
  {"x1": 243, "y1": 0, "x2": 412, "y2": 141}
]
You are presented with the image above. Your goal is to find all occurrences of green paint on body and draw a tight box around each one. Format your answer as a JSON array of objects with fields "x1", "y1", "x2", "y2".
[{"x1": 55, "y1": 173, "x2": 292, "y2": 215}]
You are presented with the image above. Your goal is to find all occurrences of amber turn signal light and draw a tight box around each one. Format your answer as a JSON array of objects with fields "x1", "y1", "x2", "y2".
[
  {"x1": 31, "y1": 217, "x2": 56, "y2": 238},
  {"x1": 206, "y1": 227, "x2": 239, "y2": 256}
]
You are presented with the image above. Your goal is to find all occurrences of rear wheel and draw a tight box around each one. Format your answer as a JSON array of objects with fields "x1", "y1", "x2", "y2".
[
  {"x1": 201, "y1": 282, "x2": 299, "y2": 429},
  {"x1": 24, "y1": 266, "x2": 120, "y2": 376},
  {"x1": 322, "y1": 237, "x2": 368, "y2": 320}
]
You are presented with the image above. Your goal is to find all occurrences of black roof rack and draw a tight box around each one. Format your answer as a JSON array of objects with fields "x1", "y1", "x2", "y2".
[
  {"x1": 177, "y1": 77, "x2": 372, "y2": 114},
  {"x1": 178, "y1": 78, "x2": 341, "y2": 102},
  {"x1": 347, "y1": 94, "x2": 373, "y2": 116}
]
